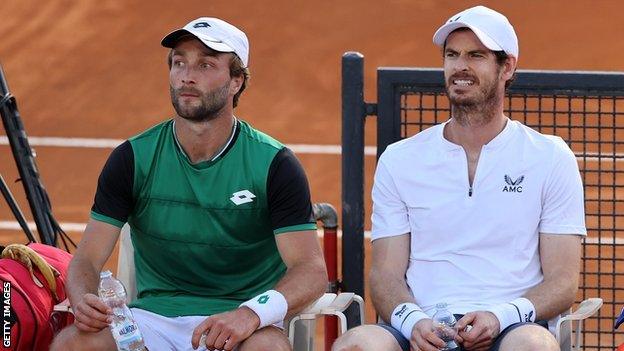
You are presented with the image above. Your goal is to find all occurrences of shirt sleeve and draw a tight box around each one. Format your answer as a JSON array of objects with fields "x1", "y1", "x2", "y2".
[
  {"x1": 539, "y1": 139, "x2": 587, "y2": 235},
  {"x1": 371, "y1": 153, "x2": 411, "y2": 241},
  {"x1": 90, "y1": 140, "x2": 135, "y2": 228},
  {"x1": 266, "y1": 147, "x2": 317, "y2": 234}
]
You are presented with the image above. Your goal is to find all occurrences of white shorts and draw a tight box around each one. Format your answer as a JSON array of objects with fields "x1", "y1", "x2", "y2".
[
  {"x1": 130, "y1": 308, "x2": 284, "y2": 351},
  {"x1": 131, "y1": 308, "x2": 213, "y2": 351}
]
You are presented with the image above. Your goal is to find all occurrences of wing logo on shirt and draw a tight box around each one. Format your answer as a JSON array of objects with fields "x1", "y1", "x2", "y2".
[
  {"x1": 502, "y1": 175, "x2": 524, "y2": 193},
  {"x1": 230, "y1": 190, "x2": 256, "y2": 205}
]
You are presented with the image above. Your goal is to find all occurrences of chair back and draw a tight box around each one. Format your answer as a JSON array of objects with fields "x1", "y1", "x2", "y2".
[{"x1": 116, "y1": 224, "x2": 137, "y2": 302}]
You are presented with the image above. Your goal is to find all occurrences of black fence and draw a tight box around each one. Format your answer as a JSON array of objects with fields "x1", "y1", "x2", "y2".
[{"x1": 342, "y1": 52, "x2": 624, "y2": 348}]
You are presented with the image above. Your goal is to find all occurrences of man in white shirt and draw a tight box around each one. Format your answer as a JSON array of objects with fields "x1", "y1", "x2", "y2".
[{"x1": 332, "y1": 6, "x2": 585, "y2": 351}]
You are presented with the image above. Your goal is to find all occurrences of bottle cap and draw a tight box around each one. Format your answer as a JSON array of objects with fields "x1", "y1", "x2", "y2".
[{"x1": 100, "y1": 270, "x2": 113, "y2": 278}]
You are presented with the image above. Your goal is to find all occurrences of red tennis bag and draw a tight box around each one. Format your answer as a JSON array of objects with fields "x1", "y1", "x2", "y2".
[{"x1": 0, "y1": 243, "x2": 73, "y2": 350}]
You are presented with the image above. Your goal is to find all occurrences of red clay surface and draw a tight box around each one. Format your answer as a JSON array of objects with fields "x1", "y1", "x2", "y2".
[{"x1": 1, "y1": 1, "x2": 624, "y2": 349}]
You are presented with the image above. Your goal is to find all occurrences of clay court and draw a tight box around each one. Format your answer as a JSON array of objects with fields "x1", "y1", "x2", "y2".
[{"x1": 1, "y1": 0, "x2": 624, "y2": 349}]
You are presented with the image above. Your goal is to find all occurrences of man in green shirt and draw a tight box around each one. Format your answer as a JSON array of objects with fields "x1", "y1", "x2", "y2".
[{"x1": 52, "y1": 17, "x2": 327, "y2": 351}]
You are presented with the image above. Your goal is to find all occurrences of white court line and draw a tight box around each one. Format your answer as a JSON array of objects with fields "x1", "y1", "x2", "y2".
[
  {"x1": 0, "y1": 220, "x2": 619, "y2": 245},
  {"x1": 0, "y1": 220, "x2": 86, "y2": 233},
  {"x1": 0, "y1": 136, "x2": 378, "y2": 156},
  {"x1": 0, "y1": 135, "x2": 621, "y2": 160}
]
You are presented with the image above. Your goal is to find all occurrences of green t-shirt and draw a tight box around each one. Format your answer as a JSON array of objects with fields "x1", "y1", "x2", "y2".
[{"x1": 91, "y1": 119, "x2": 316, "y2": 316}]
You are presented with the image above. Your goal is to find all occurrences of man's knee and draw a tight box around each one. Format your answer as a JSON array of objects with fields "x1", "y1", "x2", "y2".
[
  {"x1": 332, "y1": 325, "x2": 403, "y2": 351},
  {"x1": 51, "y1": 325, "x2": 115, "y2": 351},
  {"x1": 332, "y1": 326, "x2": 367, "y2": 351},
  {"x1": 332, "y1": 326, "x2": 365, "y2": 351},
  {"x1": 498, "y1": 324, "x2": 559, "y2": 351},
  {"x1": 238, "y1": 326, "x2": 291, "y2": 351}
]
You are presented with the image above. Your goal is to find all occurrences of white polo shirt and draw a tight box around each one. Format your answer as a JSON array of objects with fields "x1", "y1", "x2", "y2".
[{"x1": 372, "y1": 118, "x2": 586, "y2": 317}]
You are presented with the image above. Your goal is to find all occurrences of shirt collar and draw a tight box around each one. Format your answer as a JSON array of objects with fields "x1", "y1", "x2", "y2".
[
  {"x1": 172, "y1": 117, "x2": 238, "y2": 163},
  {"x1": 438, "y1": 117, "x2": 516, "y2": 151}
]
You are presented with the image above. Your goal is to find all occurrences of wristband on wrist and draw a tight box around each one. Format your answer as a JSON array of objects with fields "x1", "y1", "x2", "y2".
[
  {"x1": 486, "y1": 297, "x2": 536, "y2": 332},
  {"x1": 240, "y1": 290, "x2": 288, "y2": 329},
  {"x1": 390, "y1": 302, "x2": 429, "y2": 340}
]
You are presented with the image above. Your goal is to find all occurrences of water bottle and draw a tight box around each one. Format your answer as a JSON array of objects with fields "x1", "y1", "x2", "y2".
[
  {"x1": 98, "y1": 270, "x2": 147, "y2": 351},
  {"x1": 431, "y1": 302, "x2": 459, "y2": 351}
]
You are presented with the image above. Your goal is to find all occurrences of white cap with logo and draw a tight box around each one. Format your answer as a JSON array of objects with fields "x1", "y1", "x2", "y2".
[
  {"x1": 161, "y1": 17, "x2": 249, "y2": 67},
  {"x1": 432, "y1": 6, "x2": 518, "y2": 59}
]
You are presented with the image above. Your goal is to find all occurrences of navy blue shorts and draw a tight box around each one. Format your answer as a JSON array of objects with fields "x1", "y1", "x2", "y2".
[{"x1": 378, "y1": 315, "x2": 549, "y2": 351}]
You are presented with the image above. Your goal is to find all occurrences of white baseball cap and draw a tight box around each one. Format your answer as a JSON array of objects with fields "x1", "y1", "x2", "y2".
[
  {"x1": 161, "y1": 17, "x2": 249, "y2": 67},
  {"x1": 433, "y1": 6, "x2": 519, "y2": 59}
]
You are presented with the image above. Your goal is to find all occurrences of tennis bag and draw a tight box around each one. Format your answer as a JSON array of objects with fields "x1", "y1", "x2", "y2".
[{"x1": 0, "y1": 243, "x2": 73, "y2": 350}]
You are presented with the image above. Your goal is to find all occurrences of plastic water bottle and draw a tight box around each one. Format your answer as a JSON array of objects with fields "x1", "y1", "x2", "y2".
[
  {"x1": 98, "y1": 270, "x2": 147, "y2": 351},
  {"x1": 432, "y1": 302, "x2": 459, "y2": 351}
]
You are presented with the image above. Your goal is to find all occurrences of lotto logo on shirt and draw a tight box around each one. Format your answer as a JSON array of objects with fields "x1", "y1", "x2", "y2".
[
  {"x1": 2, "y1": 282, "x2": 10, "y2": 348},
  {"x1": 230, "y1": 190, "x2": 256, "y2": 205}
]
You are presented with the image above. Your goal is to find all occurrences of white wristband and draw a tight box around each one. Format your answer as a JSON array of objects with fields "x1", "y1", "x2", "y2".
[
  {"x1": 390, "y1": 303, "x2": 429, "y2": 340},
  {"x1": 486, "y1": 297, "x2": 536, "y2": 332},
  {"x1": 240, "y1": 290, "x2": 288, "y2": 329}
]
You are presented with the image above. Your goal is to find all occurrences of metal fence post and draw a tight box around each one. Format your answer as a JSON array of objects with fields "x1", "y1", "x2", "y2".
[{"x1": 341, "y1": 52, "x2": 366, "y2": 328}]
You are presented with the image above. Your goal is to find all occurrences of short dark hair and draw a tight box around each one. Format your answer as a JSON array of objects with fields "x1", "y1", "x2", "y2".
[
  {"x1": 493, "y1": 50, "x2": 516, "y2": 89},
  {"x1": 167, "y1": 50, "x2": 251, "y2": 108},
  {"x1": 228, "y1": 54, "x2": 250, "y2": 108}
]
